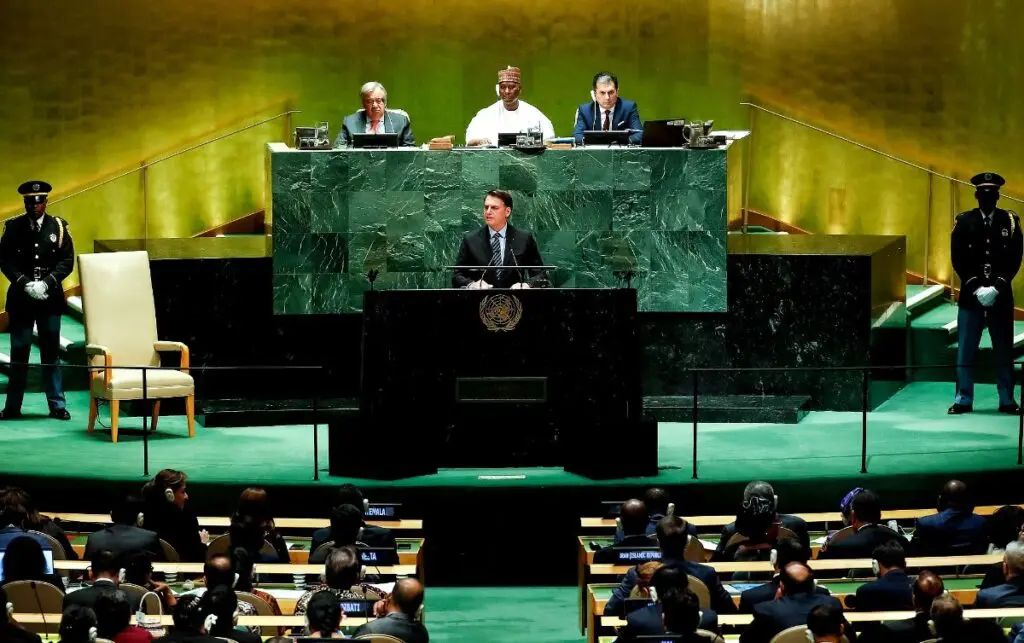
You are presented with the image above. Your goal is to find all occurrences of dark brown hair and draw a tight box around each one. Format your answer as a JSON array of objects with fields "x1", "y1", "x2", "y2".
[{"x1": 485, "y1": 190, "x2": 513, "y2": 210}]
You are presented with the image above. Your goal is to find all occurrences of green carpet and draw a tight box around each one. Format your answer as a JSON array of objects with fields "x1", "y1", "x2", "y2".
[
  {"x1": 427, "y1": 587, "x2": 582, "y2": 642},
  {"x1": 0, "y1": 381, "x2": 1017, "y2": 490}
]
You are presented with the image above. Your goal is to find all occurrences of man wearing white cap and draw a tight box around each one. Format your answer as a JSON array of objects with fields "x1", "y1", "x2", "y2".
[{"x1": 465, "y1": 66, "x2": 556, "y2": 147}]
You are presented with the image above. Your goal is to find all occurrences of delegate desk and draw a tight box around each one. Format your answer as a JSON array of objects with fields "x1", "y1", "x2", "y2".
[{"x1": 47, "y1": 512, "x2": 424, "y2": 531}]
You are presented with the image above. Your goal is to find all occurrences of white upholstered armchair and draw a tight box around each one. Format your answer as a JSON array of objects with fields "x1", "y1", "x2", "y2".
[{"x1": 78, "y1": 251, "x2": 195, "y2": 442}]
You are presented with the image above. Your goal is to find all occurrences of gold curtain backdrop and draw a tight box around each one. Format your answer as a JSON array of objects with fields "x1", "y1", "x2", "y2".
[{"x1": 0, "y1": 0, "x2": 1022, "y2": 303}]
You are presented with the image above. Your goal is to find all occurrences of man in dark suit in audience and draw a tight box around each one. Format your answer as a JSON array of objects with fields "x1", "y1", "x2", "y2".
[
  {"x1": 715, "y1": 481, "x2": 810, "y2": 557},
  {"x1": 614, "y1": 489, "x2": 697, "y2": 544},
  {"x1": 817, "y1": 489, "x2": 908, "y2": 560},
  {"x1": 311, "y1": 484, "x2": 396, "y2": 555},
  {"x1": 852, "y1": 540, "x2": 913, "y2": 612},
  {"x1": 740, "y1": 563, "x2": 850, "y2": 643},
  {"x1": 597, "y1": 499, "x2": 657, "y2": 563},
  {"x1": 613, "y1": 564, "x2": 719, "y2": 642},
  {"x1": 910, "y1": 480, "x2": 988, "y2": 556},
  {"x1": 84, "y1": 495, "x2": 162, "y2": 563},
  {"x1": 353, "y1": 578, "x2": 429, "y2": 643},
  {"x1": 63, "y1": 550, "x2": 140, "y2": 611},
  {"x1": 808, "y1": 604, "x2": 848, "y2": 643},
  {"x1": 863, "y1": 571, "x2": 945, "y2": 643},
  {"x1": 739, "y1": 538, "x2": 832, "y2": 613},
  {"x1": 605, "y1": 515, "x2": 736, "y2": 615},
  {"x1": 975, "y1": 540, "x2": 1024, "y2": 607}
]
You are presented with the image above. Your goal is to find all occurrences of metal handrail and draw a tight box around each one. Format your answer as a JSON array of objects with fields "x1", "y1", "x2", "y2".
[
  {"x1": 48, "y1": 109, "x2": 301, "y2": 206},
  {"x1": 741, "y1": 102, "x2": 1024, "y2": 204}
]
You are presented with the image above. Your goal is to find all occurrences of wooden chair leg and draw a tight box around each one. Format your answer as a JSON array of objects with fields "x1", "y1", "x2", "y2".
[
  {"x1": 87, "y1": 396, "x2": 98, "y2": 433},
  {"x1": 110, "y1": 400, "x2": 119, "y2": 444},
  {"x1": 185, "y1": 395, "x2": 195, "y2": 438},
  {"x1": 151, "y1": 400, "x2": 161, "y2": 432}
]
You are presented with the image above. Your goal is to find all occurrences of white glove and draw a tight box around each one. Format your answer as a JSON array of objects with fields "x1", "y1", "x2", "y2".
[
  {"x1": 974, "y1": 286, "x2": 998, "y2": 307},
  {"x1": 464, "y1": 281, "x2": 481, "y2": 290},
  {"x1": 25, "y1": 281, "x2": 47, "y2": 300},
  {"x1": 509, "y1": 282, "x2": 531, "y2": 290},
  {"x1": 479, "y1": 280, "x2": 493, "y2": 290}
]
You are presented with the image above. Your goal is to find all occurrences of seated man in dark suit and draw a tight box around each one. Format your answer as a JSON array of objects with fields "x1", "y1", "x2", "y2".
[
  {"x1": 740, "y1": 563, "x2": 851, "y2": 643},
  {"x1": 352, "y1": 578, "x2": 429, "y2": 643},
  {"x1": 606, "y1": 515, "x2": 736, "y2": 616},
  {"x1": 739, "y1": 538, "x2": 832, "y2": 613},
  {"x1": 452, "y1": 190, "x2": 548, "y2": 290},
  {"x1": 981, "y1": 506, "x2": 1024, "y2": 589},
  {"x1": 572, "y1": 72, "x2": 643, "y2": 145},
  {"x1": 334, "y1": 81, "x2": 415, "y2": 148},
  {"x1": 310, "y1": 484, "x2": 396, "y2": 554},
  {"x1": 63, "y1": 550, "x2": 140, "y2": 611},
  {"x1": 597, "y1": 499, "x2": 657, "y2": 564},
  {"x1": 852, "y1": 540, "x2": 913, "y2": 612},
  {"x1": 862, "y1": 571, "x2": 945, "y2": 643},
  {"x1": 615, "y1": 489, "x2": 697, "y2": 544},
  {"x1": 614, "y1": 565, "x2": 719, "y2": 642},
  {"x1": 931, "y1": 594, "x2": 1008, "y2": 643},
  {"x1": 910, "y1": 480, "x2": 988, "y2": 556},
  {"x1": 808, "y1": 604, "x2": 848, "y2": 643},
  {"x1": 817, "y1": 489, "x2": 908, "y2": 561},
  {"x1": 84, "y1": 495, "x2": 162, "y2": 563},
  {"x1": 975, "y1": 540, "x2": 1024, "y2": 607},
  {"x1": 715, "y1": 481, "x2": 810, "y2": 559}
]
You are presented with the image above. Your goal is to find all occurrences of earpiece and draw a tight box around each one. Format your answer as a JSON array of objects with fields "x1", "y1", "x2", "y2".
[
  {"x1": 89, "y1": 626, "x2": 98, "y2": 642},
  {"x1": 495, "y1": 84, "x2": 500, "y2": 97},
  {"x1": 118, "y1": 568, "x2": 126, "y2": 583},
  {"x1": 232, "y1": 607, "x2": 239, "y2": 627},
  {"x1": 770, "y1": 549, "x2": 778, "y2": 567},
  {"x1": 136, "y1": 512, "x2": 145, "y2": 528},
  {"x1": 773, "y1": 494, "x2": 779, "y2": 510},
  {"x1": 164, "y1": 488, "x2": 175, "y2": 503},
  {"x1": 233, "y1": 573, "x2": 240, "y2": 588},
  {"x1": 360, "y1": 565, "x2": 367, "y2": 580},
  {"x1": 649, "y1": 587, "x2": 658, "y2": 602},
  {"x1": 590, "y1": 90, "x2": 596, "y2": 102},
  {"x1": 805, "y1": 629, "x2": 814, "y2": 643},
  {"x1": 363, "y1": 499, "x2": 369, "y2": 513},
  {"x1": 871, "y1": 559, "x2": 880, "y2": 576},
  {"x1": 615, "y1": 517, "x2": 623, "y2": 532},
  {"x1": 203, "y1": 614, "x2": 218, "y2": 631},
  {"x1": 927, "y1": 620, "x2": 936, "y2": 636},
  {"x1": 666, "y1": 503, "x2": 675, "y2": 517},
  {"x1": 357, "y1": 526, "x2": 365, "y2": 542},
  {"x1": 5, "y1": 602, "x2": 12, "y2": 618}
]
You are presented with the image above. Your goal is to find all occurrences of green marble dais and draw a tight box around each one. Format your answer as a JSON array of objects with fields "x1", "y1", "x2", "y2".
[{"x1": 269, "y1": 146, "x2": 728, "y2": 313}]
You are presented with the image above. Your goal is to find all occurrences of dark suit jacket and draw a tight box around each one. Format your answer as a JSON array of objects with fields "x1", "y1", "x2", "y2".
[
  {"x1": 740, "y1": 593, "x2": 850, "y2": 643},
  {"x1": 84, "y1": 524, "x2": 163, "y2": 563},
  {"x1": 853, "y1": 570, "x2": 913, "y2": 612},
  {"x1": 208, "y1": 627, "x2": 262, "y2": 643},
  {"x1": 335, "y1": 109, "x2": 415, "y2": 148},
  {"x1": 738, "y1": 577, "x2": 832, "y2": 613},
  {"x1": 816, "y1": 524, "x2": 908, "y2": 560},
  {"x1": 613, "y1": 603, "x2": 718, "y2": 642},
  {"x1": 615, "y1": 516, "x2": 696, "y2": 544},
  {"x1": 975, "y1": 576, "x2": 1024, "y2": 608},
  {"x1": 451, "y1": 224, "x2": 548, "y2": 289},
  {"x1": 714, "y1": 514, "x2": 811, "y2": 560},
  {"x1": 309, "y1": 523, "x2": 397, "y2": 562},
  {"x1": 952, "y1": 207, "x2": 1023, "y2": 310},
  {"x1": 0, "y1": 213, "x2": 74, "y2": 315},
  {"x1": 144, "y1": 506, "x2": 205, "y2": 562},
  {"x1": 0, "y1": 624, "x2": 42, "y2": 643},
  {"x1": 594, "y1": 535, "x2": 660, "y2": 564},
  {"x1": 603, "y1": 556, "x2": 736, "y2": 616},
  {"x1": 573, "y1": 98, "x2": 643, "y2": 144},
  {"x1": 353, "y1": 612, "x2": 429, "y2": 643},
  {"x1": 863, "y1": 613, "x2": 933, "y2": 643},
  {"x1": 63, "y1": 579, "x2": 141, "y2": 611},
  {"x1": 910, "y1": 509, "x2": 988, "y2": 556},
  {"x1": 980, "y1": 562, "x2": 1006, "y2": 589}
]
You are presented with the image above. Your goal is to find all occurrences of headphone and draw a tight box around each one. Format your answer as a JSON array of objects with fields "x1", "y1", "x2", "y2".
[
  {"x1": 5, "y1": 602, "x2": 12, "y2": 618},
  {"x1": 495, "y1": 84, "x2": 501, "y2": 97},
  {"x1": 164, "y1": 488, "x2": 175, "y2": 503},
  {"x1": 136, "y1": 512, "x2": 145, "y2": 528},
  {"x1": 89, "y1": 626, "x2": 98, "y2": 642},
  {"x1": 118, "y1": 568, "x2": 126, "y2": 583},
  {"x1": 871, "y1": 559, "x2": 881, "y2": 577},
  {"x1": 666, "y1": 503, "x2": 676, "y2": 517},
  {"x1": 770, "y1": 549, "x2": 778, "y2": 567},
  {"x1": 203, "y1": 613, "x2": 218, "y2": 632},
  {"x1": 136, "y1": 591, "x2": 163, "y2": 627}
]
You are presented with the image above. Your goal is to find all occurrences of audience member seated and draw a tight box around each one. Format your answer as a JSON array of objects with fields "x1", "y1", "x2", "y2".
[
  {"x1": 122, "y1": 551, "x2": 177, "y2": 611},
  {"x1": 975, "y1": 540, "x2": 1024, "y2": 607},
  {"x1": 715, "y1": 481, "x2": 810, "y2": 558},
  {"x1": 179, "y1": 555, "x2": 259, "y2": 621},
  {"x1": 629, "y1": 561, "x2": 663, "y2": 601},
  {"x1": 302, "y1": 590, "x2": 346, "y2": 639},
  {"x1": 605, "y1": 516, "x2": 735, "y2": 616},
  {"x1": 59, "y1": 605, "x2": 99, "y2": 643},
  {"x1": 980, "y1": 506, "x2": 1024, "y2": 589},
  {"x1": 661, "y1": 587, "x2": 704, "y2": 642},
  {"x1": 807, "y1": 604, "x2": 847, "y2": 643},
  {"x1": 720, "y1": 495, "x2": 779, "y2": 577},
  {"x1": 614, "y1": 488, "x2": 696, "y2": 544},
  {"x1": 862, "y1": 571, "x2": 945, "y2": 643},
  {"x1": 613, "y1": 564, "x2": 719, "y2": 642},
  {"x1": 818, "y1": 489, "x2": 908, "y2": 560},
  {"x1": 1, "y1": 535, "x2": 64, "y2": 592},
  {"x1": 197, "y1": 585, "x2": 261, "y2": 643},
  {"x1": 0, "y1": 487, "x2": 76, "y2": 560},
  {"x1": 0, "y1": 505, "x2": 55, "y2": 553},
  {"x1": 739, "y1": 563, "x2": 851, "y2": 643},
  {"x1": 140, "y1": 470, "x2": 207, "y2": 561},
  {"x1": 229, "y1": 511, "x2": 286, "y2": 564},
  {"x1": 597, "y1": 499, "x2": 656, "y2": 563},
  {"x1": 309, "y1": 504, "x2": 364, "y2": 565},
  {"x1": 310, "y1": 484, "x2": 396, "y2": 554},
  {"x1": 228, "y1": 545, "x2": 283, "y2": 618},
  {"x1": 738, "y1": 538, "x2": 831, "y2": 613},
  {"x1": 852, "y1": 541, "x2": 913, "y2": 612},
  {"x1": 153, "y1": 594, "x2": 221, "y2": 643},
  {"x1": 94, "y1": 590, "x2": 152, "y2": 643},
  {"x1": 85, "y1": 495, "x2": 163, "y2": 563},
  {"x1": 353, "y1": 578, "x2": 430, "y2": 643},
  {"x1": 64, "y1": 550, "x2": 139, "y2": 611},
  {"x1": 295, "y1": 546, "x2": 387, "y2": 617},
  {"x1": 0, "y1": 585, "x2": 42, "y2": 643},
  {"x1": 910, "y1": 480, "x2": 988, "y2": 556},
  {"x1": 234, "y1": 488, "x2": 289, "y2": 563},
  {"x1": 930, "y1": 594, "x2": 1007, "y2": 643}
]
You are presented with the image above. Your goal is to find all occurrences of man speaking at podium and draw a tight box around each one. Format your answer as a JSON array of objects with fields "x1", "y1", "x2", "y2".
[{"x1": 452, "y1": 190, "x2": 548, "y2": 290}]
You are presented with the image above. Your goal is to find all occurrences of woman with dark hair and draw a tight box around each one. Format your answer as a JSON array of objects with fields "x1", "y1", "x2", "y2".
[
  {"x1": 94, "y1": 590, "x2": 151, "y2": 643},
  {"x1": 122, "y1": 552, "x2": 176, "y2": 611},
  {"x1": 0, "y1": 486, "x2": 76, "y2": 560},
  {"x1": 140, "y1": 470, "x2": 207, "y2": 561},
  {"x1": 197, "y1": 586, "x2": 261, "y2": 643},
  {"x1": 154, "y1": 594, "x2": 222, "y2": 643},
  {"x1": 305, "y1": 590, "x2": 345, "y2": 638},
  {"x1": 0, "y1": 585, "x2": 42, "y2": 643},
  {"x1": 0, "y1": 535, "x2": 65, "y2": 591},
  {"x1": 234, "y1": 488, "x2": 289, "y2": 563},
  {"x1": 59, "y1": 604, "x2": 98, "y2": 643}
]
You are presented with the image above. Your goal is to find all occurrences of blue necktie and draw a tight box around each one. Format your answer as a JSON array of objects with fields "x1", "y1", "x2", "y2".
[{"x1": 488, "y1": 233, "x2": 504, "y2": 281}]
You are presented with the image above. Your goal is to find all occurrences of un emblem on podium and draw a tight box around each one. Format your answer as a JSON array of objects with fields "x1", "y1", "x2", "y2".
[{"x1": 479, "y1": 294, "x2": 523, "y2": 332}]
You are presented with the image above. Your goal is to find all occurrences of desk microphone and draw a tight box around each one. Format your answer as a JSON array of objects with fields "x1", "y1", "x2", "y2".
[
  {"x1": 30, "y1": 581, "x2": 48, "y2": 638},
  {"x1": 506, "y1": 233, "x2": 525, "y2": 285}
]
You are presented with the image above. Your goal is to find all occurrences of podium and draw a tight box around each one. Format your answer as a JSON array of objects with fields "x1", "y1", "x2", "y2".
[{"x1": 329, "y1": 288, "x2": 656, "y2": 480}]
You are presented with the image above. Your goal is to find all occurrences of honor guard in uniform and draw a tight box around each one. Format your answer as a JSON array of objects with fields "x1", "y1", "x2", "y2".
[
  {"x1": 0, "y1": 181, "x2": 74, "y2": 420},
  {"x1": 948, "y1": 172, "x2": 1024, "y2": 415}
]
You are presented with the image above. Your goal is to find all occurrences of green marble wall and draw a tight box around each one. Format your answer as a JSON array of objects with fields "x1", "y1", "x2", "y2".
[{"x1": 269, "y1": 146, "x2": 728, "y2": 313}]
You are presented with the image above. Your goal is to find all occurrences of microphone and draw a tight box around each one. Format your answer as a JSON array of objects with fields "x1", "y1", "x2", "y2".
[
  {"x1": 506, "y1": 233, "x2": 525, "y2": 286},
  {"x1": 30, "y1": 581, "x2": 48, "y2": 639}
]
